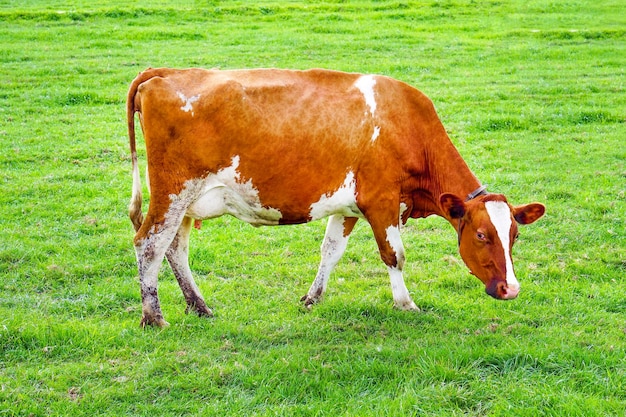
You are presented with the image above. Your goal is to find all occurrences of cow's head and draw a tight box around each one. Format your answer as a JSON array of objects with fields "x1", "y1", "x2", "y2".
[{"x1": 440, "y1": 193, "x2": 545, "y2": 300}]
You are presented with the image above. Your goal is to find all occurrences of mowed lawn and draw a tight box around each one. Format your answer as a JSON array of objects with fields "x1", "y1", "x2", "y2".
[{"x1": 0, "y1": 1, "x2": 624, "y2": 415}]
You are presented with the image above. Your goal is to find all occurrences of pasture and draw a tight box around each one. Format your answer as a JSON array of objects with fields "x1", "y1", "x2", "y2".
[{"x1": 0, "y1": 0, "x2": 624, "y2": 415}]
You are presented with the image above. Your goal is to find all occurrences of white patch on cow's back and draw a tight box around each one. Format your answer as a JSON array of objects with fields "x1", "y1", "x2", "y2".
[
  {"x1": 371, "y1": 125, "x2": 381, "y2": 142},
  {"x1": 184, "y1": 155, "x2": 282, "y2": 226},
  {"x1": 354, "y1": 75, "x2": 377, "y2": 116},
  {"x1": 177, "y1": 91, "x2": 201, "y2": 115},
  {"x1": 354, "y1": 76, "x2": 381, "y2": 142},
  {"x1": 485, "y1": 201, "x2": 519, "y2": 289},
  {"x1": 309, "y1": 171, "x2": 363, "y2": 221}
]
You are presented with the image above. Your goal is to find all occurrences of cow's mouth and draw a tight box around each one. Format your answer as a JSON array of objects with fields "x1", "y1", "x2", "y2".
[{"x1": 486, "y1": 279, "x2": 520, "y2": 300}]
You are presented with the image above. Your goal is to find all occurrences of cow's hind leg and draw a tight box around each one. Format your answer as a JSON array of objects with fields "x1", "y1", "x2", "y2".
[
  {"x1": 165, "y1": 216, "x2": 213, "y2": 318},
  {"x1": 135, "y1": 215, "x2": 183, "y2": 328},
  {"x1": 301, "y1": 215, "x2": 358, "y2": 307}
]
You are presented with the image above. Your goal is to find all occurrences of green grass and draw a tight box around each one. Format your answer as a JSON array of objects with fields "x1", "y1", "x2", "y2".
[{"x1": 1, "y1": 1, "x2": 624, "y2": 415}]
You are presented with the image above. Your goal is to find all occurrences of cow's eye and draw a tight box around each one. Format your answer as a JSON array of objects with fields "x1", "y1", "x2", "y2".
[{"x1": 476, "y1": 232, "x2": 486, "y2": 241}]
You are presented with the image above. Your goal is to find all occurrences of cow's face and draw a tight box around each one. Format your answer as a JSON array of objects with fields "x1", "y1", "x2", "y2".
[{"x1": 440, "y1": 193, "x2": 545, "y2": 300}]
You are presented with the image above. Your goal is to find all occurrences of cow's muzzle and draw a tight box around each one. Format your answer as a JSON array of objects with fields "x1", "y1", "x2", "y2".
[{"x1": 486, "y1": 279, "x2": 520, "y2": 300}]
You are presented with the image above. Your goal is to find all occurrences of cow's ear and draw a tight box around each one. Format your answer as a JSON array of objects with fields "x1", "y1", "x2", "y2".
[
  {"x1": 440, "y1": 193, "x2": 466, "y2": 219},
  {"x1": 513, "y1": 203, "x2": 545, "y2": 225}
]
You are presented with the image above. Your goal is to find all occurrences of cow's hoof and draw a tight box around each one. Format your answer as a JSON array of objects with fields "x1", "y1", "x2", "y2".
[
  {"x1": 196, "y1": 306, "x2": 214, "y2": 317},
  {"x1": 140, "y1": 314, "x2": 170, "y2": 328},
  {"x1": 300, "y1": 294, "x2": 319, "y2": 309},
  {"x1": 185, "y1": 302, "x2": 214, "y2": 318},
  {"x1": 394, "y1": 300, "x2": 420, "y2": 312}
]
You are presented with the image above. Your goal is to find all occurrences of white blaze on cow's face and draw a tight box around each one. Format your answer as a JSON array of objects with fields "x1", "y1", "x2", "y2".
[{"x1": 485, "y1": 201, "x2": 520, "y2": 299}]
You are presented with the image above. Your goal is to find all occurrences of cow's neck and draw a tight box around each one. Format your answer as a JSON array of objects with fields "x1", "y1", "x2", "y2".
[
  {"x1": 439, "y1": 149, "x2": 483, "y2": 203},
  {"x1": 411, "y1": 134, "x2": 485, "y2": 223}
]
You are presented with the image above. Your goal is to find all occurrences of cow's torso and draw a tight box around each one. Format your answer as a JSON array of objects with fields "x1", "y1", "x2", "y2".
[{"x1": 135, "y1": 68, "x2": 437, "y2": 226}]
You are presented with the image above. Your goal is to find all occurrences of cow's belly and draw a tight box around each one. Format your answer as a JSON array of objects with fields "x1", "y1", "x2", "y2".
[
  {"x1": 183, "y1": 156, "x2": 363, "y2": 226},
  {"x1": 186, "y1": 180, "x2": 282, "y2": 227},
  {"x1": 182, "y1": 156, "x2": 281, "y2": 226}
]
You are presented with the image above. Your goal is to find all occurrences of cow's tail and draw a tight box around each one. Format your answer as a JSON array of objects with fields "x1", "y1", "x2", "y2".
[
  {"x1": 127, "y1": 68, "x2": 165, "y2": 232},
  {"x1": 127, "y1": 72, "x2": 145, "y2": 232}
]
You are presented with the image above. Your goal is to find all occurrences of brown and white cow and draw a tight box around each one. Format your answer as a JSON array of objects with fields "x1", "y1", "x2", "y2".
[{"x1": 127, "y1": 67, "x2": 545, "y2": 327}]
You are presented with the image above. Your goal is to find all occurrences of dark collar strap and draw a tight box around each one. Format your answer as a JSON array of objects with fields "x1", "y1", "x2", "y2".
[{"x1": 466, "y1": 185, "x2": 488, "y2": 201}]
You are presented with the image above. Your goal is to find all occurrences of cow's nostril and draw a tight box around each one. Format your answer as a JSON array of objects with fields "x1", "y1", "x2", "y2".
[{"x1": 503, "y1": 283, "x2": 520, "y2": 299}]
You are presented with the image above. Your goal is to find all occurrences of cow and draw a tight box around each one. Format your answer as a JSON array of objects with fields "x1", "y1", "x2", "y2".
[{"x1": 126, "y1": 67, "x2": 545, "y2": 327}]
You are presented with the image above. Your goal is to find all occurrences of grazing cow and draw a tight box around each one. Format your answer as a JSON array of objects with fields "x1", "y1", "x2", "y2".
[{"x1": 127, "y1": 67, "x2": 545, "y2": 327}]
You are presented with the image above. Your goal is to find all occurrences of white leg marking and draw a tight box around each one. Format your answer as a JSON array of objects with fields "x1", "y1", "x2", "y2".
[
  {"x1": 304, "y1": 215, "x2": 352, "y2": 305},
  {"x1": 485, "y1": 201, "x2": 519, "y2": 290},
  {"x1": 385, "y1": 226, "x2": 417, "y2": 310},
  {"x1": 387, "y1": 267, "x2": 418, "y2": 311},
  {"x1": 385, "y1": 225, "x2": 405, "y2": 269}
]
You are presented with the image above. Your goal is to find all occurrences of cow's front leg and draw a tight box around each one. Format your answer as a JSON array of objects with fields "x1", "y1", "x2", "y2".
[
  {"x1": 166, "y1": 216, "x2": 213, "y2": 318},
  {"x1": 301, "y1": 215, "x2": 358, "y2": 307},
  {"x1": 370, "y1": 220, "x2": 419, "y2": 311}
]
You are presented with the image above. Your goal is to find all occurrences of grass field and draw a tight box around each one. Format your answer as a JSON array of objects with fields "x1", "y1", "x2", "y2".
[{"x1": 1, "y1": 0, "x2": 624, "y2": 415}]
